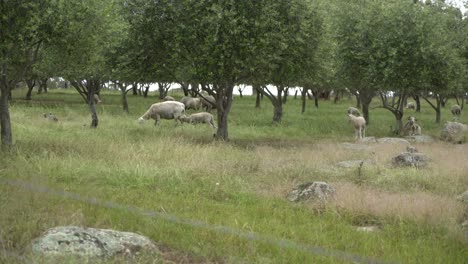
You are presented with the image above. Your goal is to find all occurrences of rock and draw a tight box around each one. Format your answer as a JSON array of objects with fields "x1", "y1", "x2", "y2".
[
  {"x1": 405, "y1": 135, "x2": 434, "y2": 144},
  {"x1": 32, "y1": 226, "x2": 159, "y2": 259},
  {"x1": 287, "y1": 182, "x2": 335, "y2": 202},
  {"x1": 377, "y1": 137, "x2": 410, "y2": 145},
  {"x1": 355, "y1": 226, "x2": 380, "y2": 233},
  {"x1": 341, "y1": 143, "x2": 370, "y2": 151},
  {"x1": 336, "y1": 159, "x2": 375, "y2": 168},
  {"x1": 440, "y1": 122, "x2": 468, "y2": 143},
  {"x1": 360, "y1": 137, "x2": 378, "y2": 143},
  {"x1": 457, "y1": 191, "x2": 468, "y2": 203},
  {"x1": 392, "y1": 152, "x2": 429, "y2": 168}
]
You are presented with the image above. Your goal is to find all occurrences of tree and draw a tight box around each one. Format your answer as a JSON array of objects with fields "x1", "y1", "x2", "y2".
[
  {"x1": 46, "y1": 0, "x2": 125, "y2": 128},
  {"x1": 0, "y1": 0, "x2": 56, "y2": 146}
]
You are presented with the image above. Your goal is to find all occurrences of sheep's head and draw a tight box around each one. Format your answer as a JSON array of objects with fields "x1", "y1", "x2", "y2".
[
  {"x1": 179, "y1": 115, "x2": 189, "y2": 123},
  {"x1": 407, "y1": 116, "x2": 416, "y2": 125},
  {"x1": 138, "y1": 117, "x2": 146, "y2": 124}
]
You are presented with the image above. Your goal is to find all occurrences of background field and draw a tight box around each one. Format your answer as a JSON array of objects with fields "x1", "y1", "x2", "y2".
[{"x1": 1, "y1": 88, "x2": 467, "y2": 263}]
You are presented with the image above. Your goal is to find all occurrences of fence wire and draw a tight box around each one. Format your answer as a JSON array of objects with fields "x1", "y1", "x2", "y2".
[{"x1": 0, "y1": 178, "x2": 396, "y2": 264}]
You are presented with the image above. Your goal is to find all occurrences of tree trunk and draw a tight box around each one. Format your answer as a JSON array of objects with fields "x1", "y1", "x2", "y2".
[
  {"x1": 294, "y1": 90, "x2": 298, "y2": 99},
  {"x1": 25, "y1": 79, "x2": 35, "y2": 100},
  {"x1": 273, "y1": 103, "x2": 283, "y2": 122},
  {"x1": 441, "y1": 97, "x2": 448, "y2": 108},
  {"x1": 1, "y1": 86, "x2": 13, "y2": 146},
  {"x1": 334, "y1": 90, "x2": 340, "y2": 104},
  {"x1": 38, "y1": 78, "x2": 48, "y2": 94},
  {"x1": 301, "y1": 88, "x2": 307, "y2": 114},
  {"x1": 88, "y1": 90, "x2": 98, "y2": 128},
  {"x1": 143, "y1": 84, "x2": 150, "y2": 98},
  {"x1": 355, "y1": 93, "x2": 361, "y2": 108},
  {"x1": 254, "y1": 84, "x2": 261, "y2": 108},
  {"x1": 132, "y1": 82, "x2": 138, "y2": 95},
  {"x1": 158, "y1": 82, "x2": 169, "y2": 99},
  {"x1": 238, "y1": 87, "x2": 243, "y2": 98},
  {"x1": 215, "y1": 82, "x2": 235, "y2": 141},
  {"x1": 282, "y1": 88, "x2": 288, "y2": 104},
  {"x1": 312, "y1": 91, "x2": 319, "y2": 108},
  {"x1": 122, "y1": 92, "x2": 129, "y2": 113},
  {"x1": 414, "y1": 95, "x2": 421, "y2": 112},
  {"x1": 189, "y1": 82, "x2": 199, "y2": 97},
  {"x1": 435, "y1": 97, "x2": 441, "y2": 123},
  {"x1": 359, "y1": 91, "x2": 374, "y2": 125}
]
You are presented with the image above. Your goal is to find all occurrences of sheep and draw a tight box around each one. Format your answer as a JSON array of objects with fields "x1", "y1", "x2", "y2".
[
  {"x1": 43, "y1": 113, "x2": 58, "y2": 122},
  {"x1": 200, "y1": 95, "x2": 216, "y2": 112},
  {"x1": 179, "y1": 112, "x2": 216, "y2": 129},
  {"x1": 138, "y1": 101, "x2": 185, "y2": 125},
  {"x1": 347, "y1": 113, "x2": 366, "y2": 140},
  {"x1": 93, "y1": 94, "x2": 102, "y2": 104},
  {"x1": 163, "y1": 95, "x2": 175, "y2": 101},
  {"x1": 403, "y1": 116, "x2": 422, "y2": 136},
  {"x1": 347, "y1": 106, "x2": 361, "y2": 116},
  {"x1": 406, "y1": 102, "x2": 415, "y2": 110},
  {"x1": 180, "y1": 96, "x2": 202, "y2": 110},
  {"x1": 440, "y1": 121, "x2": 468, "y2": 143},
  {"x1": 451, "y1": 104, "x2": 461, "y2": 117}
]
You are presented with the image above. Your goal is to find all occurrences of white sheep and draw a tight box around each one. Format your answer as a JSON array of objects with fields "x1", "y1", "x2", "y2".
[
  {"x1": 180, "y1": 96, "x2": 202, "y2": 110},
  {"x1": 179, "y1": 112, "x2": 216, "y2": 129},
  {"x1": 347, "y1": 106, "x2": 361, "y2": 116},
  {"x1": 406, "y1": 102, "x2": 415, "y2": 110},
  {"x1": 347, "y1": 114, "x2": 366, "y2": 140},
  {"x1": 403, "y1": 116, "x2": 422, "y2": 136},
  {"x1": 200, "y1": 95, "x2": 216, "y2": 112},
  {"x1": 451, "y1": 104, "x2": 461, "y2": 117},
  {"x1": 43, "y1": 113, "x2": 58, "y2": 122},
  {"x1": 163, "y1": 95, "x2": 175, "y2": 101},
  {"x1": 138, "y1": 101, "x2": 185, "y2": 125},
  {"x1": 93, "y1": 94, "x2": 102, "y2": 104}
]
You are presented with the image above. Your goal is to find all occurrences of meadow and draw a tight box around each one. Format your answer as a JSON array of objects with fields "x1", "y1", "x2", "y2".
[{"x1": 0, "y1": 88, "x2": 467, "y2": 263}]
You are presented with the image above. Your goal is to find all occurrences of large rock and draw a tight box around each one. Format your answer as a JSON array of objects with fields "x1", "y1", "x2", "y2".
[
  {"x1": 392, "y1": 152, "x2": 429, "y2": 168},
  {"x1": 287, "y1": 182, "x2": 335, "y2": 202},
  {"x1": 440, "y1": 122, "x2": 468, "y2": 143},
  {"x1": 336, "y1": 159, "x2": 375, "y2": 168},
  {"x1": 377, "y1": 137, "x2": 410, "y2": 145},
  {"x1": 458, "y1": 191, "x2": 468, "y2": 203},
  {"x1": 32, "y1": 226, "x2": 159, "y2": 259},
  {"x1": 405, "y1": 135, "x2": 434, "y2": 144}
]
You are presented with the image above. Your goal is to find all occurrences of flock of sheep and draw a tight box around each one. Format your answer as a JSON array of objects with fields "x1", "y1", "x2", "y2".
[
  {"x1": 137, "y1": 95, "x2": 217, "y2": 131},
  {"x1": 346, "y1": 102, "x2": 465, "y2": 141},
  {"x1": 43, "y1": 93, "x2": 466, "y2": 142}
]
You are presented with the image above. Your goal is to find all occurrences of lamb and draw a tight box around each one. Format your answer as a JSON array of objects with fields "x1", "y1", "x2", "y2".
[
  {"x1": 403, "y1": 116, "x2": 422, "y2": 136},
  {"x1": 138, "y1": 101, "x2": 185, "y2": 125},
  {"x1": 179, "y1": 112, "x2": 216, "y2": 129},
  {"x1": 180, "y1": 96, "x2": 202, "y2": 110},
  {"x1": 347, "y1": 106, "x2": 361, "y2": 116},
  {"x1": 406, "y1": 102, "x2": 415, "y2": 110},
  {"x1": 93, "y1": 94, "x2": 102, "y2": 104},
  {"x1": 347, "y1": 113, "x2": 366, "y2": 140},
  {"x1": 43, "y1": 113, "x2": 58, "y2": 122},
  {"x1": 451, "y1": 104, "x2": 461, "y2": 117},
  {"x1": 163, "y1": 95, "x2": 175, "y2": 101}
]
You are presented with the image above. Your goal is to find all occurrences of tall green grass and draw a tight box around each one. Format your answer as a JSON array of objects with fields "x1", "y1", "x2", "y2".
[{"x1": 0, "y1": 88, "x2": 466, "y2": 263}]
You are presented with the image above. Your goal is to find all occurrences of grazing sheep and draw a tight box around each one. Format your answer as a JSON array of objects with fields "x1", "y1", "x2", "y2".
[
  {"x1": 180, "y1": 96, "x2": 202, "y2": 110},
  {"x1": 347, "y1": 114, "x2": 366, "y2": 140},
  {"x1": 163, "y1": 95, "x2": 175, "y2": 101},
  {"x1": 179, "y1": 112, "x2": 216, "y2": 129},
  {"x1": 451, "y1": 104, "x2": 461, "y2": 117},
  {"x1": 347, "y1": 106, "x2": 361, "y2": 116},
  {"x1": 93, "y1": 94, "x2": 102, "y2": 104},
  {"x1": 406, "y1": 102, "x2": 415, "y2": 110},
  {"x1": 200, "y1": 95, "x2": 216, "y2": 112},
  {"x1": 138, "y1": 101, "x2": 185, "y2": 125},
  {"x1": 43, "y1": 113, "x2": 58, "y2": 122},
  {"x1": 440, "y1": 121, "x2": 468, "y2": 143},
  {"x1": 403, "y1": 116, "x2": 422, "y2": 136}
]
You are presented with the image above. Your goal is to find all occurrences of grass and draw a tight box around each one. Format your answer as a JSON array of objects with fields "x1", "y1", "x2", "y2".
[{"x1": 0, "y1": 87, "x2": 467, "y2": 263}]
